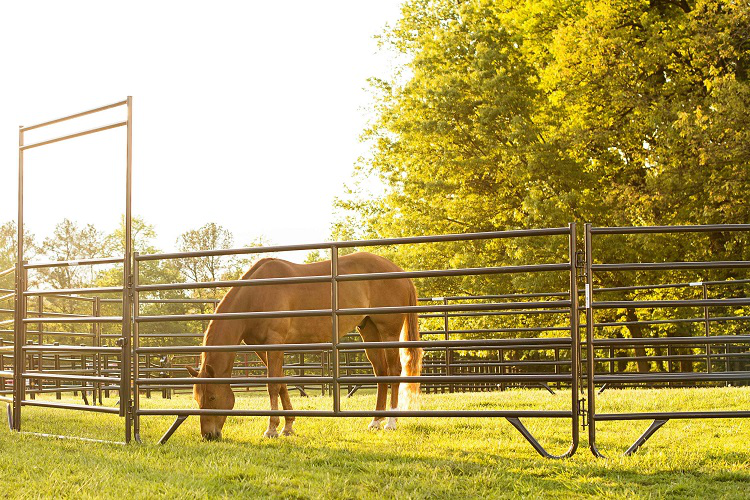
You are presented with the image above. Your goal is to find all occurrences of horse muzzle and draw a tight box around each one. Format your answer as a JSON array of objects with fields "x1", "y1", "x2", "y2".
[{"x1": 202, "y1": 431, "x2": 222, "y2": 441}]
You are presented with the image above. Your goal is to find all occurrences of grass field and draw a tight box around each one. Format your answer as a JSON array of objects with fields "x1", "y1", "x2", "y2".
[{"x1": 0, "y1": 387, "x2": 747, "y2": 498}]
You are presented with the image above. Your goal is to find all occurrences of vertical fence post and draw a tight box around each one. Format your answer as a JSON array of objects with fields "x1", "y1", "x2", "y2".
[
  {"x1": 584, "y1": 223, "x2": 602, "y2": 457},
  {"x1": 13, "y1": 124, "x2": 25, "y2": 432},
  {"x1": 702, "y1": 283, "x2": 711, "y2": 374},
  {"x1": 133, "y1": 253, "x2": 140, "y2": 442},
  {"x1": 330, "y1": 246, "x2": 340, "y2": 413},
  {"x1": 120, "y1": 96, "x2": 134, "y2": 443},
  {"x1": 94, "y1": 297, "x2": 102, "y2": 404},
  {"x1": 13, "y1": 262, "x2": 27, "y2": 431},
  {"x1": 567, "y1": 222, "x2": 580, "y2": 454}
]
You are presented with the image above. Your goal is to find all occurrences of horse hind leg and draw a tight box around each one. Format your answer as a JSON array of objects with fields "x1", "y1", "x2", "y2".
[
  {"x1": 361, "y1": 317, "x2": 389, "y2": 431},
  {"x1": 364, "y1": 347, "x2": 389, "y2": 430},
  {"x1": 264, "y1": 351, "x2": 284, "y2": 438}
]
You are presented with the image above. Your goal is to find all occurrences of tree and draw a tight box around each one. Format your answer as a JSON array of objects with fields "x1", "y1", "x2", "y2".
[
  {"x1": 335, "y1": 0, "x2": 750, "y2": 369},
  {"x1": 38, "y1": 219, "x2": 105, "y2": 290}
]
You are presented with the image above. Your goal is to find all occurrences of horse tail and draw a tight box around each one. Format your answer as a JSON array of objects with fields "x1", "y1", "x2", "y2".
[{"x1": 398, "y1": 282, "x2": 422, "y2": 410}]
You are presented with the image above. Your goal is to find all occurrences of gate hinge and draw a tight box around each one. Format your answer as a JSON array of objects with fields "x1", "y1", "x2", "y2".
[
  {"x1": 116, "y1": 337, "x2": 129, "y2": 347},
  {"x1": 575, "y1": 249, "x2": 585, "y2": 268},
  {"x1": 127, "y1": 273, "x2": 135, "y2": 298},
  {"x1": 578, "y1": 398, "x2": 587, "y2": 427}
]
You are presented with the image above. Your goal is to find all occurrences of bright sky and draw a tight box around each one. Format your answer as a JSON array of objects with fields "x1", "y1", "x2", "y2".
[{"x1": 0, "y1": 1, "x2": 403, "y2": 257}]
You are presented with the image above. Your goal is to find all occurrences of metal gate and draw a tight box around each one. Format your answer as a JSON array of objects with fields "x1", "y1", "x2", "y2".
[
  {"x1": 583, "y1": 223, "x2": 750, "y2": 456},
  {"x1": 12, "y1": 98, "x2": 133, "y2": 443}
]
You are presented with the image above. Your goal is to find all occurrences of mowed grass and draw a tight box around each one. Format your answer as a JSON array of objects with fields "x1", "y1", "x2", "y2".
[{"x1": 0, "y1": 387, "x2": 748, "y2": 498}]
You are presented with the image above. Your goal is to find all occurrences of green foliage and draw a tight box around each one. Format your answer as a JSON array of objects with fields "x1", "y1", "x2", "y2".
[{"x1": 334, "y1": 0, "x2": 750, "y2": 361}]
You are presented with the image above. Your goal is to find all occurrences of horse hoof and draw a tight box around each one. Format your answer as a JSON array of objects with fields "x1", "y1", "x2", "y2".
[
  {"x1": 281, "y1": 429, "x2": 295, "y2": 437},
  {"x1": 263, "y1": 429, "x2": 279, "y2": 438},
  {"x1": 368, "y1": 421, "x2": 382, "y2": 431},
  {"x1": 384, "y1": 417, "x2": 397, "y2": 431}
]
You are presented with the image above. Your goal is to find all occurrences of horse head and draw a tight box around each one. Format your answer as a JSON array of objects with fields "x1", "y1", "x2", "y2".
[{"x1": 187, "y1": 364, "x2": 235, "y2": 440}]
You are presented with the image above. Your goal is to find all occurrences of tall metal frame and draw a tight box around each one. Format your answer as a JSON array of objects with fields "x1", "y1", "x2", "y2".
[{"x1": 13, "y1": 98, "x2": 133, "y2": 442}]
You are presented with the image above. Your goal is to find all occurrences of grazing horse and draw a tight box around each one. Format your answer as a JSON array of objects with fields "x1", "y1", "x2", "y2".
[{"x1": 186, "y1": 252, "x2": 423, "y2": 440}]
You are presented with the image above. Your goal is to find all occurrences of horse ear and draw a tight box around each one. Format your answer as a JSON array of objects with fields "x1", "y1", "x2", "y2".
[
  {"x1": 186, "y1": 366, "x2": 199, "y2": 377},
  {"x1": 205, "y1": 364, "x2": 215, "y2": 378}
]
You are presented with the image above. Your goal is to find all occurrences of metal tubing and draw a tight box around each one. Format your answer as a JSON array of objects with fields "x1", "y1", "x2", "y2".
[
  {"x1": 584, "y1": 224, "x2": 603, "y2": 457},
  {"x1": 506, "y1": 417, "x2": 570, "y2": 459},
  {"x1": 136, "y1": 374, "x2": 572, "y2": 386},
  {"x1": 22, "y1": 316, "x2": 123, "y2": 324},
  {"x1": 158, "y1": 415, "x2": 188, "y2": 444},
  {"x1": 121, "y1": 96, "x2": 133, "y2": 444},
  {"x1": 335, "y1": 263, "x2": 570, "y2": 282},
  {"x1": 623, "y1": 420, "x2": 668, "y2": 456},
  {"x1": 22, "y1": 345, "x2": 120, "y2": 353},
  {"x1": 24, "y1": 257, "x2": 124, "y2": 269},
  {"x1": 134, "y1": 301, "x2": 571, "y2": 323},
  {"x1": 591, "y1": 224, "x2": 750, "y2": 234},
  {"x1": 136, "y1": 275, "x2": 331, "y2": 293},
  {"x1": 595, "y1": 411, "x2": 750, "y2": 421},
  {"x1": 331, "y1": 246, "x2": 340, "y2": 412},
  {"x1": 135, "y1": 227, "x2": 571, "y2": 262},
  {"x1": 135, "y1": 337, "x2": 572, "y2": 354},
  {"x1": 593, "y1": 372, "x2": 750, "y2": 383},
  {"x1": 22, "y1": 372, "x2": 119, "y2": 383},
  {"x1": 20, "y1": 99, "x2": 127, "y2": 131},
  {"x1": 139, "y1": 409, "x2": 573, "y2": 418},
  {"x1": 20, "y1": 400, "x2": 120, "y2": 414},
  {"x1": 20, "y1": 121, "x2": 127, "y2": 150},
  {"x1": 132, "y1": 253, "x2": 141, "y2": 442},
  {"x1": 24, "y1": 286, "x2": 123, "y2": 296},
  {"x1": 593, "y1": 298, "x2": 750, "y2": 309},
  {"x1": 592, "y1": 261, "x2": 750, "y2": 271},
  {"x1": 594, "y1": 316, "x2": 750, "y2": 328},
  {"x1": 14, "y1": 124, "x2": 25, "y2": 433},
  {"x1": 566, "y1": 222, "x2": 580, "y2": 457},
  {"x1": 591, "y1": 335, "x2": 750, "y2": 346}
]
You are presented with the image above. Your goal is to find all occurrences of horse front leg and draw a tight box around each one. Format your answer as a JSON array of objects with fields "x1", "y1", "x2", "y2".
[
  {"x1": 264, "y1": 351, "x2": 284, "y2": 438},
  {"x1": 279, "y1": 384, "x2": 295, "y2": 436},
  {"x1": 385, "y1": 347, "x2": 402, "y2": 431}
]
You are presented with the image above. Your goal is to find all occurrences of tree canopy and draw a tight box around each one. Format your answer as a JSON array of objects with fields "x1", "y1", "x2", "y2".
[{"x1": 337, "y1": 0, "x2": 749, "y2": 248}]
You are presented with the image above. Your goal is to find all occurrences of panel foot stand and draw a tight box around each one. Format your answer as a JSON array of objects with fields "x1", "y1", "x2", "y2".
[
  {"x1": 158, "y1": 415, "x2": 188, "y2": 445},
  {"x1": 624, "y1": 419, "x2": 668, "y2": 456},
  {"x1": 506, "y1": 417, "x2": 574, "y2": 459},
  {"x1": 346, "y1": 385, "x2": 362, "y2": 398},
  {"x1": 537, "y1": 383, "x2": 555, "y2": 395}
]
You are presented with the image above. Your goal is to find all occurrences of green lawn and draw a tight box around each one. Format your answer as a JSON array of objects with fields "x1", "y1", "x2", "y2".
[{"x1": 0, "y1": 387, "x2": 747, "y2": 498}]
